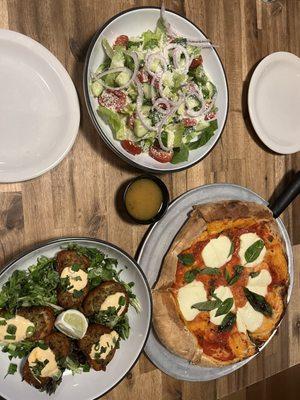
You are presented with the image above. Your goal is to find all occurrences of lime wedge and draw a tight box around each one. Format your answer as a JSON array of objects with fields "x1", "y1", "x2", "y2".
[{"x1": 55, "y1": 310, "x2": 88, "y2": 339}]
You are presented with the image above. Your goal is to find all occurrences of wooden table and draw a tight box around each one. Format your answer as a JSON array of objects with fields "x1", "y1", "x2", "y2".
[{"x1": 0, "y1": 0, "x2": 299, "y2": 399}]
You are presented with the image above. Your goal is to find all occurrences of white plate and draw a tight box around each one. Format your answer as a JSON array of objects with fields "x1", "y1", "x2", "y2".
[
  {"x1": 84, "y1": 7, "x2": 228, "y2": 173},
  {"x1": 0, "y1": 30, "x2": 80, "y2": 182},
  {"x1": 0, "y1": 238, "x2": 152, "y2": 400},
  {"x1": 248, "y1": 52, "x2": 300, "y2": 154},
  {"x1": 137, "y1": 184, "x2": 293, "y2": 381}
]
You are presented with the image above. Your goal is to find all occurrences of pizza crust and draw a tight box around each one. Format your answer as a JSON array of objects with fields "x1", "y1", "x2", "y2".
[
  {"x1": 152, "y1": 290, "x2": 202, "y2": 363},
  {"x1": 152, "y1": 200, "x2": 289, "y2": 367}
]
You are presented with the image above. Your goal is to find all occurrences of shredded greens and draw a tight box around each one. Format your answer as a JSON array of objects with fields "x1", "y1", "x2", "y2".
[{"x1": 0, "y1": 256, "x2": 59, "y2": 313}]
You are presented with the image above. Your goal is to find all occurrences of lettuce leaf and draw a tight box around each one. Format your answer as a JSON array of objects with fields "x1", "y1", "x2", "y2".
[
  {"x1": 142, "y1": 30, "x2": 161, "y2": 50},
  {"x1": 97, "y1": 106, "x2": 122, "y2": 134}
]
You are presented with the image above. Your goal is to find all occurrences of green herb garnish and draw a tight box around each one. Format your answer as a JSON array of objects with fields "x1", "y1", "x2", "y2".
[
  {"x1": 226, "y1": 265, "x2": 244, "y2": 286},
  {"x1": 245, "y1": 240, "x2": 265, "y2": 263},
  {"x1": 244, "y1": 287, "x2": 272, "y2": 317},
  {"x1": 4, "y1": 363, "x2": 17, "y2": 378},
  {"x1": 6, "y1": 324, "x2": 17, "y2": 335},
  {"x1": 192, "y1": 299, "x2": 221, "y2": 311},
  {"x1": 215, "y1": 298, "x2": 234, "y2": 317},
  {"x1": 219, "y1": 312, "x2": 236, "y2": 332},
  {"x1": 71, "y1": 264, "x2": 81, "y2": 272},
  {"x1": 178, "y1": 253, "x2": 195, "y2": 266},
  {"x1": 250, "y1": 271, "x2": 261, "y2": 278}
]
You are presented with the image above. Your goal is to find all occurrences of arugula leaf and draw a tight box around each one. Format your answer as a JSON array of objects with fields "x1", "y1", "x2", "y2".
[
  {"x1": 245, "y1": 240, "x2": 265, "y2": 263},
  {"x1": 0, "y1": 256, "x2": 59, "y2": 312},
  {"x1": 219, "y1": 312, "x2": 236, "y2": 332},
  {"x1": 244, "y1": 287, "x2": 272, "y2": 317},
  {"x1": 192, "y1": 299, "x2": 221, "y2": 311},
  {"x1": 4, "y1": 363, "x2": 17, "y2": 378},
  {"x1": 171, "y1": 144, "x2": 189, "y2": 164},
  {"x1": 71, "y1": 264, "x2": 80, "y2": 272},
  {"x1": 178, "y1": 253, "x2": 195, "y2": 265},
  {"x1": 215, "y1": 298, "x2": 233, "y2": 317}
]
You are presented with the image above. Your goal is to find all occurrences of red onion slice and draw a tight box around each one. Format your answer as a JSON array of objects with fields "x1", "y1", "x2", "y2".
[
  {"x1": 145, "y1": 52, "x2": 167, "y2": 77},
  {"x1": 92, "y1": 51, "x2": 139, "y2": 90},
  {"x1": 172, "y1": 45, "x2": 190, "y2": 73}
]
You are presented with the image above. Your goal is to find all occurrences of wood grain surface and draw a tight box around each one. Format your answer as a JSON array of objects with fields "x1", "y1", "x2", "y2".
[{"x1": 0, "y1": 1, "x2": 299, "y2": 399}]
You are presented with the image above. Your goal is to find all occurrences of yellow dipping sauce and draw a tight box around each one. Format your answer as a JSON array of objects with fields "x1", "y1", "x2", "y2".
[{"x1": 125, "y1": 178, "x2": 164, "y2": 221}]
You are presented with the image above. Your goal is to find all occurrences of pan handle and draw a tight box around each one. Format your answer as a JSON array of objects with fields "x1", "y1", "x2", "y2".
[{"x1": 269, "y1": 171, "x2": 300, "y2": 218}]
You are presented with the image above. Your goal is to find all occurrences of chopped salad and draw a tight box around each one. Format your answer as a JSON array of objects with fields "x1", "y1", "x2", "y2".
[{"x1": 90, "y1": 6, "x2": 218, "y2": 164}]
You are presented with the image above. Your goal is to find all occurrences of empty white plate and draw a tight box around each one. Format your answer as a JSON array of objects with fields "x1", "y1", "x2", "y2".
[
  {"x1": 0, "y1": 30, "x2": 80, "y2": 182},
  {"x1": 248, "y1": 52, "x2": 300, "y2": 154}
]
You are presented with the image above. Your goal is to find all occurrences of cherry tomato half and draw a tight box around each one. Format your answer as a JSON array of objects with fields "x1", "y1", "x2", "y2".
[
  {"x1": 114, "y1": 35, "x2": 129, "y2": 48},
  {"x1": 189, "y1": 56, "x2": 203, "y2": 69},
  {"x1": 121, "y1": 140, "x2": 142, "y2": 155},
  {"x1": 98, "y1": 89, "x2": 126, "y2": 112},
  {"x1": 183, "y1": 118, "x2": 197, "y2": 127},
  {"x1": 149, "y1": 146, "x2": 173, "y2": 163}
]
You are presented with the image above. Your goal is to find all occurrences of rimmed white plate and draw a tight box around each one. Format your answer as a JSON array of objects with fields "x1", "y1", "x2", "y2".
[
  {"x1": 83, "y1": 7, "x2": 228, "y2": 173},
  {"x1": 0, "y1": 238, "x2": 152, "y2": 400},
  {"x1": 0, "y1": 30, "x2": 80, "y2": 182},
  {"x1": 137, "y1": 184, "x2": 293, "y2": 381},
  {"x1": 248, "y1": 51, "x2": 300, "y2": 154}
]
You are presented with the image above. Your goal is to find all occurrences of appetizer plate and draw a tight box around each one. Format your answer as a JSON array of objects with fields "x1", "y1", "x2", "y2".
[
  {"x1": 0, "y1": 238, "x2": 152, "y2": 400},
  {"x1": 137, "y1": 184, "x2": 293, "y2": 381},
  {"x1": 84, "y1": 7, "x2": 228, "y2": 173},
  {"x1": 0, "y1": 30, "x2": 80, "y2": 183},
  {"x1": 248, "y1": 52, "x2": 300, "y2": 154}
]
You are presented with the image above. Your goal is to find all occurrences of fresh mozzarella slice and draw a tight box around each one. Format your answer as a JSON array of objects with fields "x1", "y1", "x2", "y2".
[
  {"x1": 209, "y1": 286, "x2": 234, "y2": 326},
  {"x1": 236, "y1": 311, "x2": 247, "y2": 333},
  {"x1": 246, "y1": 269, "x2": 272, "y2": 296},
  {"x1": 201, "y1": 235, "x2": 233, "y2": 269},
  {"x1": 177, "y1": 281, "x2": 207, "y2": 321},
  {"x1": 236, "y1": 301, "x2": 264, "y2": 332},
  {"x1": 238, "y1": 233, "x2": 266, "y2": 267}
]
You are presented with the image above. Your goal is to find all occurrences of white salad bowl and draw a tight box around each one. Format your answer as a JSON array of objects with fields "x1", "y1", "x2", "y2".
[{"x1": 83, "y1": 7, "x2": 228, "y2": 173}]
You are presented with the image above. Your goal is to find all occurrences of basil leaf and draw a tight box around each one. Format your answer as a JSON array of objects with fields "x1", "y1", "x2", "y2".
[
  {"x1": 192, "y1": 299, "x2": 221, "y2": 311},
  {"x1": 178, "y1": 253, "x2": 195, "y2": 266},
  {"x1": 245, "y1": 240, "x2": 265, "y2": 263},
  {"x1": 198, "y1": 267, "x2": 220, "y2": 275},
  {"x1": 215, "y1": 298, "x2": 234, "y2": 317},
  {"x1": 227, "y1": 265, "x2": 244, "y2": 286},
  {"x1": 250, "y1": 271, "x2": 260, "y2": 278},
  {"x1": 228, "y1": 242, "x2": 234, "y2": 256},
  {"x1": 184, "y1": 269, "x2": 200, "y2": 283},
  {"x1": 225, "y1": 268, "x2": 231, "y2": 283},
  {"x1": 244, "y1": 287, "x2": 272, "y2": 317},
  {"x1": 219, "y1": 312, "x2": 236, "y2": 332},
  {"x1": 171, "y1": 144, "x2": 189, "y2": 164}
]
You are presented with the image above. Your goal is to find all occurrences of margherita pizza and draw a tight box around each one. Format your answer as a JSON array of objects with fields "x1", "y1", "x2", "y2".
[{"x1": 152, "y1": 201, "x2": 289, "y2": 366}]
